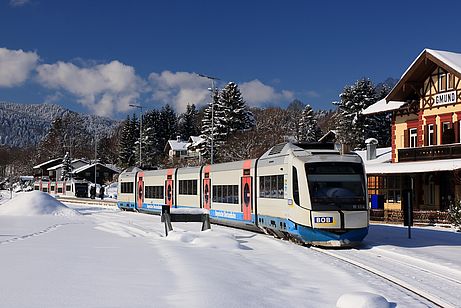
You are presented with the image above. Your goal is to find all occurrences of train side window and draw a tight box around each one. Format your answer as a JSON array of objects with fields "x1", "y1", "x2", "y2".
[
  {"x1": 259, "y1": 175, "x2": 285, "y2": 199},
  {"x1": 179, "y1": 180, "x2": 198, "y2": 195},
  {"x1": 121, "y1": 182, "x2": 134, "y2": 194},
  {"x1": 292, "y1": 166, "x2": 299, "y2": 205},
  {"x1": 145, "y1": 186, "x2": 164, "y2": 199}
]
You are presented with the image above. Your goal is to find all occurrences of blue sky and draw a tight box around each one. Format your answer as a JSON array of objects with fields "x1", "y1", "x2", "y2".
[{"x1": 2, "y1": 0, "x2": 461, "y2": 118}]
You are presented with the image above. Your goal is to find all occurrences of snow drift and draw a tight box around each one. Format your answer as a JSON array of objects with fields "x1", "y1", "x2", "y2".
[{"x1": 0, "y1": 191, "x2": 79, "y2": 216}]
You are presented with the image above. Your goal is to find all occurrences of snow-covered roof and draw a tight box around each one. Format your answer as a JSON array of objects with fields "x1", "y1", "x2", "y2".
[
  {"x1": 33, "y1": 158, "x2": 62, "y2": 169},
  {"x1": 362, "y1": 99, "x2": 407, "y2": 115},
  {"x1": 188, "y1": 136, "x2": 204, "y2": 147},
  {"x1": 72, "y1": 163, "x2": 120, "y2": 174},
  {"x1": 386, "y1": 48, "x2": 461, "y2": 103},
  {"x1": 366, "y1": 158, "x2": 461, "y2": 174},
  {"x1": 318, "y1": 130, "x2": 337, "y2": 142},
  {"x1": 166, "y1": 139, "x2": 189, "y2": 151},
  {"x1": 356, "y1": 147, "x2": 461, "y2": 174},
  {"x1": 355, "y1": 147, "x2": 392, "y2": 165},
  {"x1": 402, "y1": 48, "x2": 461, "y2": 79}
]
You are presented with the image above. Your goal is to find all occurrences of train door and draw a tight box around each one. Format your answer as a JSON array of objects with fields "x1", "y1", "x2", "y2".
[
  {"x1": 241, "y1": 176, "x2": 252, "y2": 221},
  {"x1": 203, "y1": 178, "x2": 211, "y2": 210},
  {"x1": 165, "y1": 178, "x2": 174, "y2": 207},
  {"x1": 137, "y1": 172, "x2": 144, "y2": 210}
]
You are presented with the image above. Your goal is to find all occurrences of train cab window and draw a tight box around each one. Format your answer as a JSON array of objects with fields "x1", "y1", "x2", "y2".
[
  {"x1": 121, "y1": 182, "x2": 134, "y2": 194},
  {"x1": 306, "y1": 162, "x2": 366, "y2": 210},
  {"x1": 292, "y1": 167, "x2": 300, "y2": 205}
]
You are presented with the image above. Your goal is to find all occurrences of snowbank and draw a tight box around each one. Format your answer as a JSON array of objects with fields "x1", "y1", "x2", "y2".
[
  {"x1": 336, "y1": 292, "x2": 390, "y2": 308},
  {"x1": 170, "y1": 207, "x2": 209, "y2": 215},
  {"x1": 0, "y1": 191, "x2": 80, "y2": 216}
]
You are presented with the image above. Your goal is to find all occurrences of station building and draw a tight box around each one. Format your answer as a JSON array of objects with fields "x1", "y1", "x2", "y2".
[{"x1": 363, "y1": 49, "x2": 461, "y2": 217}]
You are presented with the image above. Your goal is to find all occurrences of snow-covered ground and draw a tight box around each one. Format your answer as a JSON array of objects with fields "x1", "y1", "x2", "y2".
[{"x1": 1, "y1": 191, "x2": 460, "y2": 307}]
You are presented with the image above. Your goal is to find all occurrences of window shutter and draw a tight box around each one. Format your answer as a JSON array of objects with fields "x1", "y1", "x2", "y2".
[
  {"x1": 404, "y1": 129, "x2": 409, "y2": 148},
  {"x1": 424, "y1": 126, "x2": 428, "y2": 146},
  {"x1": 456, "y1": 121, "x2": 460, "y2": 143}
]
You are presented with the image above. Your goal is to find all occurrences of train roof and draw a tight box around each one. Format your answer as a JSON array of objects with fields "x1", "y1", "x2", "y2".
[{"x1": 259, "y1": 142, "x2": 363, "y2": 164}]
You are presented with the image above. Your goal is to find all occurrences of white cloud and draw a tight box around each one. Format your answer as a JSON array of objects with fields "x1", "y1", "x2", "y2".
[
  {"x1": 148, "y1": 71, "x2": 212, "y2": 112},
  {"x1": 36, "y1": 60, "x2": 145, "y2": 117},
  {"x1": 306, "y1": 90, "x2": 320, "y2": 98},
  {"x1": 239, "y1": 79, "x2": 294, "y2": 106},
  {"x1": 0, "y1": 47, "x2": 38, "y2": 87},
  {"x1": 9, "y1": 0, "x2": 30, "y2": 7}
]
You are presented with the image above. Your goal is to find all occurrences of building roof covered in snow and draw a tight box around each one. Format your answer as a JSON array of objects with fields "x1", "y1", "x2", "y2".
[
  {"x1": 72, "y1": 163, "x2": 120, "y2": 174},
  {"x1": 363, "y1": 48, "x2": 461, "y2": 115},
  {"x1": 355, "y1": 147, "x2": 461, "y2": 174},
  {"x1": 33, "y1": 158, "x2": 62, "y2": 169},
  {"x1": 165, "y1": 138, "x2": 189, "y2": 152}
]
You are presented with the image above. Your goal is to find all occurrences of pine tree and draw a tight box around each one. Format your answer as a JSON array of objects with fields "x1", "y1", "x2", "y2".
[
  {"x1": 297, "y1": 104, "x2": 322, "y2": 142},
  {"x1": 199, "y1": 89, "x2": 224, "y2": 162},
  {"x1": 158, "y1": 104, "x2": 178, "y2": 147},
  {"x1": 365, "y1": 84, "x2": 393, "y2": 147},
  {"x1": 38, "y1": 117, "x2": 65, "y2": 161},
  {"x1": 335, "y1": 78, "x2": 377, "y2": 149},
  {"x1": 219, "y1": 82, "x2": 255, "y2": 134},
  {"x1": 178, "y1": 104, "x2": 200, "y2": 140},
  {"x1": 118, "y1": 115, "x2": 137, "y2": 168},
  {"x1": 61, "y1": 151, "x2": 72, "y2": 180},
  {"x1": 142, "y1": 109, "x2": 163, "y2": 168}
]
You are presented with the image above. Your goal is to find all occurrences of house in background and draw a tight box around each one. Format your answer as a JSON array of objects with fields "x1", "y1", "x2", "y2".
[
  {"x1": 72, "y1": 163, "x2": 120, "y2": 185},
  {"x1": 32, "y1": 158, "x2": 62, "y2": 179},
  {"x1": 363, "y1": 48, "x2": 461, "y2": 213},
  {"x1": 47, "y1": 159, "x2": 89, "y2": 181},
  {"x1": 165, "y1": 136, "x2": 204, "y2": 163}
]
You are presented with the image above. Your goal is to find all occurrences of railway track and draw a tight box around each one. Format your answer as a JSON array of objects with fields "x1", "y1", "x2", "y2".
[
  {"x1": 57, "y1": 196, "x2": 117, "y2": 207},
  {"x1": 311, "y1": 246, "x2": 461, "y2": 308}
]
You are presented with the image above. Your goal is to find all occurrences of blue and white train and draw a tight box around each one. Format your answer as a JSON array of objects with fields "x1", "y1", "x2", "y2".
[{"x1": 118, "y1": 143, "x2": 369, "y2": 247}]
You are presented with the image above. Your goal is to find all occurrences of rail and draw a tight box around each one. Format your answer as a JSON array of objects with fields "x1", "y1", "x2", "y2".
[{"x1": 311, "y1": 246, "x2": 459, "y2": 307}]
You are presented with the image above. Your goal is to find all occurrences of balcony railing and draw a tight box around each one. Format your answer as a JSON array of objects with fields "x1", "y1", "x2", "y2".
[{"x1": 398, "y1": 143, "x2": 461, "y2": 162}]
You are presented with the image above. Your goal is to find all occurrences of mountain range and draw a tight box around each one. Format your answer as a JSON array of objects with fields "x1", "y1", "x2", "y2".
[{"x1": 0, "y1": 102, "x2": 119, "y2": 148}]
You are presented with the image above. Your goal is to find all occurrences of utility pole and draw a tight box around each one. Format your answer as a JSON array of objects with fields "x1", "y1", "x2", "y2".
[
  {"x1": 196, "y1": 73, "x2": 220, "y2": 164},
  {"x1": 129, "y1": 104, "x2": 143, "y2": 167}
]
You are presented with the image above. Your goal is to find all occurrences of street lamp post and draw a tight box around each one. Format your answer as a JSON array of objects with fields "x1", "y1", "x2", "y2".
[
  {"x1": 196, "y1": 73, "x2": 220, "y2": 164},
  {"x1": 129, "y1": 104, "x2": 144, "y2": 167}
]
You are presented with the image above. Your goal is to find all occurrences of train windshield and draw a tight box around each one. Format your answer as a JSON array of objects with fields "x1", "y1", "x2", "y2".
[{"x1": 306, "y1": 162, "x2": 366, "y2": 211}]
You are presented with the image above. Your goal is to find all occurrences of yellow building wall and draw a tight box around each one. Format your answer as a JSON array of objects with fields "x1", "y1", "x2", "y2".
[{"x1": 393, "y1": 67, "x2": 461, "y2": 162}]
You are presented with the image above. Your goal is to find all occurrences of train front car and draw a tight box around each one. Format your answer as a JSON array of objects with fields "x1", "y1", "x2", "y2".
[{"x1": 258, "y1": 143, "x2": 369, "y2": 247}]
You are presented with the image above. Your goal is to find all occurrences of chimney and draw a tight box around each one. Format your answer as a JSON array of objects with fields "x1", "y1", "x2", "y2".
[{"x1": 365, "y1": 138, "x2": 378, "y2": 160}]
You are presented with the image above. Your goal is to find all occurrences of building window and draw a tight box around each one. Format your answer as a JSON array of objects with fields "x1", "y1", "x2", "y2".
[
  {"x1": 212, "y1": 185, "x2": 239, "y2": 204},
  {"x1": 409, "y1": 128, "x2": 417, "y2": 148},
  {"x1": 66, "y1": 185, "x2": 71, "y2": 192},
  {"x1": 145, "y1": 186, "x2": 164, "y2": 199},
  {"x1": 121, "y1": 182, "x2": 134, "y2": 194},
  {"x1": 427, "y1": 124, "x2": 435, "y2": 146},
  {"x1": 442, "y1": 122, "x2": 454, "y2": 144},
  {"x1": 179, "y1": 180, "x2": 197, "y2": 195},
  {"x1": 50, "y1": 185, "x2": 55, "y2": 192},
  {"x1": 438, "y1": 68, "x2": 454, "y2": 92},
  {"x1": 259, "y1": 175, "x2": 284, "y2": 199}
]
